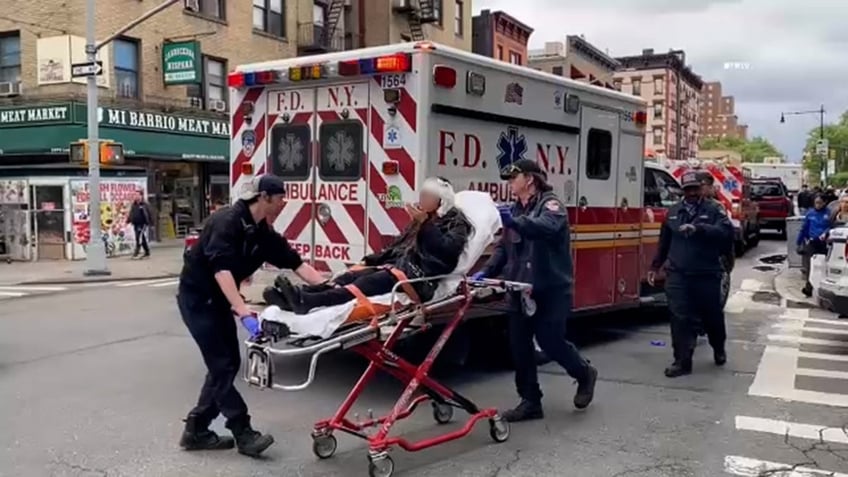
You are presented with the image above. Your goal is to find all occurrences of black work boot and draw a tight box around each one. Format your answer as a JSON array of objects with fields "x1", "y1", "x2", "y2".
[
  {"x1": 502, "y1": 400, "x2": 544, "y2": 423},
  {"x1": 713, "y1": 348, "x2": 727, "y2": 366},
  {"x1": 262, "y1": 286, "x2": 291, "y2": 310},
  {"x1": 573, "y1": 364, "x2": 598, "y2": 410},
  {"x1": 229, "y1": 418, "x2": 275, "y2": 457},
  {"x1": 179, "y1": 415, "x2": 234, "y2": 451},
  {"x1": 802, "y1": 283, "x2": 813, "y2": 297},
  {"x1": 664, "y1": 360, "x2": 692, "y2": 378},
  {"x1": 273, "y1": 277, "x2": 312, "y2": 314}
]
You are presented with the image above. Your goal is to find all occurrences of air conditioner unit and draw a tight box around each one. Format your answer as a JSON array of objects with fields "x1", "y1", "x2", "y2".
[
  {"x1": 184, "y1": 0, "x2": 200, "y2": 12},
  {"x1": 187, "y1": 97, "x2": 203, "y2": 108},
  {"x1": 344, "y1": 0, "x2": 352, "y2": 6},
  {"x1": 0, "y1": 82, "x2": 21, "y2": 97},
  {"x1": 207, "y1": 99, "x2": 227, "y2": 112}
]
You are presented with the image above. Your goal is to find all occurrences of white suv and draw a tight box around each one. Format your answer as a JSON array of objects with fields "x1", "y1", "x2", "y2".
[{"x1": 819, "y1": 225, "x2": 848, "y2": 314}]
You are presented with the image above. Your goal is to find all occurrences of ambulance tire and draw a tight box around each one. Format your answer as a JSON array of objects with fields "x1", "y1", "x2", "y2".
[{"x1": 748, "y1": 228, "x2": 760, "y2": 248}]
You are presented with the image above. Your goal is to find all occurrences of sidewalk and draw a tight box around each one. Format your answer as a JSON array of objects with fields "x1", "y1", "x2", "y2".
[
  {"x1": 0, "y1": 240, "x2": 184, "y2": 285},
  {"x1": 773, "y1": 265, "x2": 818, "y2": 308}
]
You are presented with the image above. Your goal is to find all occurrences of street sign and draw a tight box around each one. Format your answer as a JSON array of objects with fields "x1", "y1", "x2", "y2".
[
  {"x1": 828, "y1": 159, "x2": 836, "y2": 175},
  {"x1": 71, "y1": 61, "x2": 103, "y2": 78},
  {"x1": 816, "y1": 139, "x2": 829, "y2": 156}
]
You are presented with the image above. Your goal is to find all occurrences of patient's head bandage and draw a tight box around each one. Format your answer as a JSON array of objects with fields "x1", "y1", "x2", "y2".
[{"x1": 421, "y1": 177, "x2": 455, "y2": 217}]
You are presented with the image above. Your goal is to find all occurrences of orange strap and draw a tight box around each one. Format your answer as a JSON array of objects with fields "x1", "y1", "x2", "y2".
[
  {"x1": 344, "y1": 284, "x2": 380, "y2": 327},
  {"x1": 349, "y1": 264, "x2": 370, "y2": 272},
  {"x1": 385, "y1": 268, "x2": 422, "y2": 304}
]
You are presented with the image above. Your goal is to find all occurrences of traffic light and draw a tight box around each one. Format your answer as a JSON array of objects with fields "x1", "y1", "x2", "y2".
[{"x1": 68, "y1": 140, "x2": 124, "y2": 165}]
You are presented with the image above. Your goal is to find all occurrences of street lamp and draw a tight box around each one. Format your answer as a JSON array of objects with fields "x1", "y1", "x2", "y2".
[{"x1": 779, "y1": 104, "x2": 826, "y2": 184}]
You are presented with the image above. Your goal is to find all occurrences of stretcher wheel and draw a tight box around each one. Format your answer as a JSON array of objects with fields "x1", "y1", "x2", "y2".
[
  {"x1": 368, "y1": 455, "x2": 394, "y2": 477},
  {"x1": 312, "y1": 434, "x2": 337, "y2": 459},
  {"x1": 489, "y1": 417, "x2": 510, "y2": 443},
  {"x1": 431, "y1": 402, "x2": 454, "y2": 424}
]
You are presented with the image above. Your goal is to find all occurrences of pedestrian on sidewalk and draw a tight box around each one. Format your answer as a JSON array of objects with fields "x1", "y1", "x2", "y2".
[
  {"x1": 797, "y1": 194, "x2": 831, "y2": 297},
  {"x1": 129, "y1": 190, "x2": 151, "y2": 259},
  {"x1": 797, "y1": 184, "x2": 813, "y2": 216},
  {"x1": 176, "y1": 175, "x2": 328, "y2": 457},
  {"x1": 648, "y1": 171, "x2": 734, "y2": 378},
  {"x1": 472, "y1": 159, "x2": 597, "y2": 422}
]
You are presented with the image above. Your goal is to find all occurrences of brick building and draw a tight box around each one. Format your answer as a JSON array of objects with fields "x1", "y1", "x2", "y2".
[
  {"x1": 0, "y1": 0, "x2": 468, "y2": 261},
  {"x1": 471, "y1": 9, "x2": 533, "y2": 66},
  {"x1": 699, "y1": 81, "x2": 748, "y2": 141},
  {"x1": 614, "y1": 49, "x2": 704, "y2": 160},
  {"x1": 528, "y1": 36, "x2": 619, "y2": 88}
]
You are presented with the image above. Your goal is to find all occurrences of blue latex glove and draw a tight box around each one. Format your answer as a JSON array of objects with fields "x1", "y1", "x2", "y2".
[
  {"x1": 240, "y1": 315, "x2": 262, "y2": 339},
  {"x1": 470, "y1": 271, "x2": 486, "y2": 282},
  {"x1": 498, "y1": 205, "x2": 515, "y2": 228}
]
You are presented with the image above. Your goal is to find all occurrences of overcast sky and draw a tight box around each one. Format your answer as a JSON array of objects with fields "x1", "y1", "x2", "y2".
[{"x1": 474, "y1": 0, "x2": 848, "y2": 162}]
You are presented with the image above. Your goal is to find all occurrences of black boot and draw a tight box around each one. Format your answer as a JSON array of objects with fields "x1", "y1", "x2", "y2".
[
  {"x1": 714, "y1": 348, "x2": 727, "y2": 366},
  {"x1": 229, "y1": 417, "x2": 274, "y2": 457},
  {"x1": 664, "y1": 360, "x2": 692, "y2": 378},
  {"x1": 802, "y1": 283, "x2": 813, "y2": 297},
  {"x1": 502, "y1": 399, "x2": 544, "y2": 423},
  {"x1": 573, "y1": 364, "x2": 598, "y2": 410},
  {"x1": 179, "y1": 415, "x2": 234, "y2": 451},
  {"x1": 262, "y1": 286, "x2": 292, "y2": 310},
  {"x1": 273, "y1": 277, "x2": 312, "y2": 314}
]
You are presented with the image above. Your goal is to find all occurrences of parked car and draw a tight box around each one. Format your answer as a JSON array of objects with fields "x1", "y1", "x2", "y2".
[
  {"x1": 819, "y1": 225, "x2": 848, "y2": 315},
  {"x1": 750, "y1": 177, "x2": 793, "y2": 239}
]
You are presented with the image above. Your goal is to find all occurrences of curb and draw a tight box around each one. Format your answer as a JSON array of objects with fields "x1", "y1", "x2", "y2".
[
  {"x1": 19, "y1": 273, "x2": 179, "y2": 286},
  {"x1": 773, "y1": 266, "x2": 817, "y2": 308}
]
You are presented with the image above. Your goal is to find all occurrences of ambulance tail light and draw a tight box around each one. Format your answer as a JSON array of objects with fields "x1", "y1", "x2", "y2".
[
  {"x1": 634, "y1": 111, "x2": 648, "y2": 126},
  {"x1": 338, "y1": 53, "x2": 412, "y2": 76},
  {"x1": 433, "y1": 65, "x2": 457, "y2": 88},
  {"x1": 241, "y1": 163, "x2": 254, "y2": 176},
  {"x1": 382, "y1": 161, "x2": 399, "y2": 175}
]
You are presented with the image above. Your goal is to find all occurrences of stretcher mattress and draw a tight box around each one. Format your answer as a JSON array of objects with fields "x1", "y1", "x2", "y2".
[{"x1": 260, "y1": 191, "x2": 502, "y2": 338}]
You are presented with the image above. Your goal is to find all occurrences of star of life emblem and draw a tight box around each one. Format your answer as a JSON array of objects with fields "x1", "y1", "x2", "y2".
[
  {"x1": 496, "y1": 127, "x2": 528, "y2": 171},
  {"x1": 277, "y1": 132, "x2": 305, "y2": 171}
]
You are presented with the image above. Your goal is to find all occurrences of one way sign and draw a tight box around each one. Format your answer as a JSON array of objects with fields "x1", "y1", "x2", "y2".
[{"x1": 71, "y1": 61, "x2": 103, "y2": 78}]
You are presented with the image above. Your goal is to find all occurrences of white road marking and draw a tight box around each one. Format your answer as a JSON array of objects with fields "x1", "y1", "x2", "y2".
[
  {"x1": 116, "y1": 278, "x2": 176, "y2": 288},
  {"x1": 796, "y1": 367, "x2": 848, "y2": 380},
  {"x1": 773, "y1": 323, "x2": 848, "y2": 336},
  {"x1": 735, "y1": 416, "x2": 848, "y2": 444},
  {"x1": 766, "y1": 345, "x2": 848, "y2": 362},
  {"x1": 0, "y1": 285, "x2": 67, "y2": 292},
  {"x1": 749, "y1": 345, "x2": 848, "y2": 407},
  {"x1": 767, "y1": 334, "x2": 848, "y2": 348},
  {"x1": 0, "y1": 291, "x2": 26, "y2": 297},
  {"x1": 740, "y1": 279, "x2": 766, "y2": 292},
  {"x1": 724, "y1": 455, "x2": 848, "y2": 476},
  {"x1": 777, "y1": 316, "x2": 848, "y2": 328},
  {"x1": 150, "y1": 280, "x2": 179, "y2": 288}
]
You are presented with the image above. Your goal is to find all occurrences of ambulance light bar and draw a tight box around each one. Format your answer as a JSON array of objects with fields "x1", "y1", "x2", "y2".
[
  {"x1": 634, "y1": 111, "x2": 648, "y2": 126},
  {"x1": 338, "y1": 53, "x2": 412, "y2": 76}
]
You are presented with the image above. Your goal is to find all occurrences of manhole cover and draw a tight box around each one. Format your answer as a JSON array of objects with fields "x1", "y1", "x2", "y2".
[
  {"x1": 753, "y1": 265, "x2": 776, "y2": 272},
  {"x1": 760, "y1": 254, "x2": 787, "y2": 265},
  {"x1": 752, "y1": 291, "x2": 781, "y2": 305}
]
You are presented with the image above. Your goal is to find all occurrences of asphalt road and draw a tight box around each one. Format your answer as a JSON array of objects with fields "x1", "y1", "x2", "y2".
[{"x1": 1, "y1": 233, "x2": 847, "y2": 477}]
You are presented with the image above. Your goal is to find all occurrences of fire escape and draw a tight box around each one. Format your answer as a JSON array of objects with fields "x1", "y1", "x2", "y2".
[
  {"x1": 298, "y1": 0, "x2": 345, "y2": 55},
  {"x1": 394, "y1": 0, "x2": 439, "y2": 41}
]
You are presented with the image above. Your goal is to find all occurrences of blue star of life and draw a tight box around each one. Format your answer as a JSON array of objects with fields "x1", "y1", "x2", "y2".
[
  {"x1": 496, "y1": 126, "x2": 528, "y2": 170},
  {"x1": 387, "y1": 129, "x2": 398, "y2": 143},
  {"x1": 723, "y1": 178, "x2": 738, "y2": 191}
]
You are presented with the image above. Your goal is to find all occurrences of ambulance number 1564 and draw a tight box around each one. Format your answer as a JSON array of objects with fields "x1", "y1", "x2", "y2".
[{"x1": 380, "y1": 74, "x2": 407, "y2": 88}]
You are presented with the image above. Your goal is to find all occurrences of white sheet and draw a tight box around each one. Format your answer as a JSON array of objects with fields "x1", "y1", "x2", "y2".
[{"x1": 260, "y1": 191, "x2": 502, "y2": 338}]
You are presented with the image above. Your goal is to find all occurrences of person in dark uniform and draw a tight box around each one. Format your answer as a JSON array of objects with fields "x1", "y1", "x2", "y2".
[
  {"x1": 177, "y1": 175, "x2": 327, "y2": 456},
  {"x1": 472, "y1": 159, "x2": 597, "y2": 422},
  {"x1": 648, "y1": 171, "x2": 734, "y2": 378}
]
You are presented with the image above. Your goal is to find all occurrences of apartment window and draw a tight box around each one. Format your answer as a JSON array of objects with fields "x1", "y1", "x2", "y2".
[
  {"x1": 432, "y1": 0, "x2": 443, "y2": 25},
  {"x1": 552, "y1": 65, "x2": 563, "y2": 76},
  {"x1": 188, "y1": 57, "x2": 228, "y2": 109},
  {"x1": 114, "y1": 38, "x2": 139, "y2": 99},
  {"x1": 454, "y1": 0, "x2": 463, "y2": 35},
  {"x1": 508, "y1": 51, "x2": 521, "y2": 65},
  {"x1": 0, "y1": 32, "x2": 21, "y2": 84},
  {"x1": 253, "y1": 0, "x2": 285, "y2": 37},
  {"x1": 313, "y1": 3, "x2": 325, "y2": 26},
  {"x1": 497, "y1": 45, "x2": 503, "y2": 60},
  {"x1": 653, "y1": 128, "x2": 663, "y2": 145},
  {"x1": 194, "y1": 0, "x2": 224, "y2": 19},
  {"x1": 613, "y1": 80, "x2": 622, "y2": 91},
  {"x1": 631, "y1": 79, "x2": 641, "y2": 96},
  {"x1": 654, "y1": 77, "x2": 664, "y2": 95},
  {"x1": 653, "y1": 103, "x2": 663, "y2": 119}
]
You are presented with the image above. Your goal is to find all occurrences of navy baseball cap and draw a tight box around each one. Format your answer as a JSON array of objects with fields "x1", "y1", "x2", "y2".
[
  {"x1": 680, "y1": 171, "x2": 701, "y2": 189},
  {"x1": 238, "y1": 175, "x2": 287, "y2": 200},
  {"x1": 500, "y1": 159, "x2": 547, "y2": 180}
]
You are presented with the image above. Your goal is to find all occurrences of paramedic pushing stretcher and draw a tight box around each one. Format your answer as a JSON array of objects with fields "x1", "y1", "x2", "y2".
[
  {"x1": 176, "y1": 175, "x2": 327, "y2": 456},
  {"x1": 648, "y1": 171, "x2": 734, "y2": 378},
  {"x1": 266, "y1": 177, "x2": 472, "y2": 315},
  {"x1": 473, "y1": 159, "x2": 598, "y2": 423}
]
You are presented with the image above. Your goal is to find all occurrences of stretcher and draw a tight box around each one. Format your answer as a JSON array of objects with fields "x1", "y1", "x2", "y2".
[{"x1": 242, "y1": 191, "x2": 532, "y2": 476}]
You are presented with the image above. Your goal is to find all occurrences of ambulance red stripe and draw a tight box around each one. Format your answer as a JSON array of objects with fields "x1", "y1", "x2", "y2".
[
  {"x1": 319, "y1": 216, "x2": 349, "y2": 244},
  {"x1": 283, "y1": 203, "x2": 313, "y2": 240},
  {"x1": 372, "y1": 76, "x2": 417, "y2": 132},
  {"x1": 368, "y1": 162, "x2": 410, "y2": 230},
  {"x1": 231, "y1": 114, "x2": 277, "y2": 184},
  {"x1": 369, "y1": 107, "x2": 415, "y2": 188},
  {"x1": 232, "y1": 88, "x2": 264, "y2": 139}
]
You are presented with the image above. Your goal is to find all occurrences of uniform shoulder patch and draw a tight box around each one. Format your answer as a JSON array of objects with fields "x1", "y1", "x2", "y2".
[{"x1": 545, "y1": 200, "x2": 561, "y2": 212}]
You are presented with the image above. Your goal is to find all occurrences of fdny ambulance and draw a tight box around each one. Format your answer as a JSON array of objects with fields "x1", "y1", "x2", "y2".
[{"x1": 228, "y1": 41, "x2": 700, "y2": 314}]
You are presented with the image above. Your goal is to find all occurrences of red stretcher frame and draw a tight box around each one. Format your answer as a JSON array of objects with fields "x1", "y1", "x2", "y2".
[{"x1": 244, "y1": 277, "x2": 529, "y2": 477}]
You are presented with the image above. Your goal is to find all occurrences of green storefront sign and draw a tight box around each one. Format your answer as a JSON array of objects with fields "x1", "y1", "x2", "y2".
[
  {"x1": 162, "y1": 40, "x2": 201, "y2": 85},
  {"x1": 0, "y1": 102, "x2": 229, "y2": 161}
]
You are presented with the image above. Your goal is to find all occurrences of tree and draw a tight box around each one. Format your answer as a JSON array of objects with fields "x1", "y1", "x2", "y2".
[
  {"x1": 699, "y1": 135, "x2": 782, "y2": 162},
  {"x1": 802, "y1": 111, "x2": 848, "y2": 181}
]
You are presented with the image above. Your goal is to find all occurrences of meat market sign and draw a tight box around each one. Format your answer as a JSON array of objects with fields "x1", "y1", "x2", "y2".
[
  {"x1": 0, "y1": 104, "x2": 72, "y2": 126},
  {"x1": 99, "y1": 107, "x2": 230, "y2": 137}
]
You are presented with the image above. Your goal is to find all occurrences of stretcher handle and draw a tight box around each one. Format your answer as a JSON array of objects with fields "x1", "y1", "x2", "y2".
[
  {"x1": 273, "y1": 341, "x2": 340, "y2": 391},
  {"x1": 468, "y1": 278, "x2": 533, "y2": 293},
  {"x1": 388, "y1": 273, "x2": 467, "y2": 319}
]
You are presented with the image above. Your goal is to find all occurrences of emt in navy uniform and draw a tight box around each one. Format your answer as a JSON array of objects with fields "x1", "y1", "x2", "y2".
[
  {"x1": 648, "y1": 170, "x2": 734, "y2": 378},
  {"x1": 472, "y1": 159, "x2": 598, "y2": 422},
  {"x1": 176, "y1": 175, "x2": 327, "y2": 456}
]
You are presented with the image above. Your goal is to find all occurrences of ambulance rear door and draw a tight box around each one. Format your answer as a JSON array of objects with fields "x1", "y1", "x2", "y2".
[{"x1": 266, "y1": 82, "x2": 370, "y2": 274}]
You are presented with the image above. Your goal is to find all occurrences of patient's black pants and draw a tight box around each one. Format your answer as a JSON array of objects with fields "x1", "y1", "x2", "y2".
[{"x1": 302, "y1": 268, "x2": 398, "y2": 309}]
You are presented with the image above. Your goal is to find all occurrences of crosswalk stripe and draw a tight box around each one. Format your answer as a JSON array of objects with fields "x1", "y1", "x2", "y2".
[
  {"x1": 724, "y1": 455, "x2": 848, "y2": 476},
  {"x1": 116, "y1": 278, "x2": 176, "y2": 287},
  {"x1": 0, "y1": 285, "x2": 67, "y2": 292},
  {"x1": 776, "y1": 316, "x2": 848, "y2": 328},
  {"x1": 766, "y1": 345, "x2": 848, "y2": 362},
  {"x1": 796, "y1": 367, "x2": 848, "y2": 380},
  {"x1": 767, "y1": 334, "x2": 848, "y2": 348},
  {"x1": 735, "y1": 416, "x2": 848, "y2": 444},
  {"x1": 773, "y1": 323, "x2": 848, "y2": 335},
  {"x1": 0, "y1": 291, "x2": 26, "y2": 297},
  {"x1": 150, "y1": 280, "x2": 178, "y2": 288}
]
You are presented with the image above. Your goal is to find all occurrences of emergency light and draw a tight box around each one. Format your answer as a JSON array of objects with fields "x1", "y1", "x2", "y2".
[
  {"x1": 432, "y1": 65, "x2": 457, "y2": 88},
  {"x1": 338, "y1": 53, "x2": 412, "y2": 76}
]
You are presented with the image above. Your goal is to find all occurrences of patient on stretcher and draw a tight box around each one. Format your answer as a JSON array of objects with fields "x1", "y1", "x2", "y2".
[{"x1": 263, "y1": 177, "x2": 473, "y2": 315}]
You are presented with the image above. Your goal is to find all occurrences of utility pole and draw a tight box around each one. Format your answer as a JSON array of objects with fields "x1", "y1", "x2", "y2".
[
  {"x1": 82, "y1": 0, "x2": 181, "y2": 276},
  {"x1": 779, "y1": 104, "x2": 827, "y2": 187}
]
